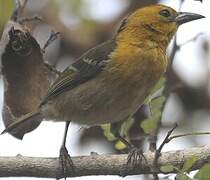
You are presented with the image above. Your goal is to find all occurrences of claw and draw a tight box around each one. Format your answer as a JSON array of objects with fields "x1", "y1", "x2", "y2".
[
  {"x1": 127, "y1": 147, "x2": 144, "y2": 167},
  {"x1": 58, "y1": 145, "x2": 74, "y2": 179},
  {"x1": 120, "y1": 147, "x2": 147, "y2": 177}
]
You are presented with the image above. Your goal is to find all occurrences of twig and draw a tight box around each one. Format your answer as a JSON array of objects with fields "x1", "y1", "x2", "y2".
[
  {"x1": 11, "y1": 0, "x2": 28, "y2": 21},
  {"x1": 42, "y1": 31, "x2": 60, "y2": 53},
  {"x1": 153, "y1": 124, "x2": 177, "y2": 177},
  {"x1": 42, "y1": 31, "x2": 61, "y2": 75},
  {"x1": 179, "y1": 0, "x2": 185, "y2": 11},
  {"x1": 152, "y1": 129, "x2": 210, "y2": 174},
  {"x1": 148, "y1": 92, "x2": 166, "y2": 152},
  {"x1": 18, "y1": 16, "x2": 42, "y2": 24},
  {"x1": 179, "y1": 33, "x2": 204, "y2": 47},
  {"x1": 169, "y1": 9, "x2": 203, "y2": 63},
  {"x1": 169, "y1": 131, "x2": 210, "y2": 141},
  {"x1": 169, "y1": 0, "x2": 187, "y2": 62},
  {"x1": 153, "y1": 174, "x2": 159, "y2": 180},
  {"x1": 44, "y1": 62, "x2": 61, "y2": 76},
  {"x1": 153, "y1": 124, "x2": 178, "y2": 173},
  {"x1": 11, "y1": 0, "x2": 21, "y2": 21},
  {"x1": 18, "y1": 0, "x2": 28, "y2": 17},
  {"x1": 194, "y1": 0, "x2": 203, "y2": 2},
  {"x1": 169, "y1": 36, "x2": 180, "y2": 65}
]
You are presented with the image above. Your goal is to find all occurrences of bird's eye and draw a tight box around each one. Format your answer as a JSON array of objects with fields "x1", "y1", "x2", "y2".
[{"x1": 159, "y1": 9, "x2": 171, "y2": 17}]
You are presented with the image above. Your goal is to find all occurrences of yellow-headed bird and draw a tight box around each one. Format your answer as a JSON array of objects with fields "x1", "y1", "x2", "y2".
[{"x1": 2, "y1": 4, "x2": 204, "y2": 177}]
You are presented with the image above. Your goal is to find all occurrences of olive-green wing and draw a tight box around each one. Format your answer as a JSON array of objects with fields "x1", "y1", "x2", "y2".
[{"x1": 41, "y1": 39, "x2": 116, "y2": 105}]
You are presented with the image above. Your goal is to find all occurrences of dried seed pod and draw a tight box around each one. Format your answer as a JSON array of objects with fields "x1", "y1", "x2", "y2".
[{"x1": 0, "y1": 21, "x2": 56, "y2": 139}]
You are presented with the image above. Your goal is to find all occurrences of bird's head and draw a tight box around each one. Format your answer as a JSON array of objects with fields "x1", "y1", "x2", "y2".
[{"x1": 117, "y1": 4, "x2": 205, "y2": 50}]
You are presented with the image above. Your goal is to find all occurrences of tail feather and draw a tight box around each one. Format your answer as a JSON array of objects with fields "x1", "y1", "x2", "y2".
[{"x1": 1, "y1": 110, "x2": 41, "y2": 135}]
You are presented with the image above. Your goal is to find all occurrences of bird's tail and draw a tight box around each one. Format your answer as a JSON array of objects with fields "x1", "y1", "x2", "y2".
[{"x1": 1, "y1": 109, "x2": 41, "y2": 135}]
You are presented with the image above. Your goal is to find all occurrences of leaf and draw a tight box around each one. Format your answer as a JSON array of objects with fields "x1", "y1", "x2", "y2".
[
  {"x1": 174, "y1": 156, "x2": 198, "y2": 180},
  {"x1": 119, "y1": 117, "x2": 134, "y2": 137},
  {"x1": 101, "y1": 124, "x2": 116, "y2": 141},
  {"x1": 182, "y1": 156, "x2": 198, "y2": 172},
  {"x1": 141, "y1": 96, "x2": 166, "y2": 134},
  {"x1": 140, "y1": 76, "x2": 166, "y2": 134},
  {"x1": 160, "y1": 164, "x2": 174, "y2": 173},
  {"x1": 194, "y1": 163, "x2": 210, "y2": 180},
  {"x1": 115, "y1": 140, "x2": 126, "y2": 150},
  {"x1": 176, "y1": 173, "x2": 191, "y2": 180},
  {"x1": 0, "y1": 0, "x2": 14, "y2": 29},
  {"x1": 144, "y1": 76, "x2": 166, "y2": 104},
  {"x1": 101, "y1": 118, "x2": 134, "y2": 150},
  {"x1": 141, "y1": 116, "x2": 158, "y2": 134}
]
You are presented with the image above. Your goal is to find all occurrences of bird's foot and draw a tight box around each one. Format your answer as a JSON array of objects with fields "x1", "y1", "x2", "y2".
[
  {"x1": 127, "y1": 147, "x2": 146, "y2": 167},
  {"x1": 120, "y1": 146, "x2": 147, "y2": 177},
  {"x1": 58, "y1": 145, "x2": 74, "y2": 180}
]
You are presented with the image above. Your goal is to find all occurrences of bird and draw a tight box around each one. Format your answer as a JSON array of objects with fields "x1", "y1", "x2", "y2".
[{"x1": 2, "y1": 4, "x2": 204, "y2": 178}]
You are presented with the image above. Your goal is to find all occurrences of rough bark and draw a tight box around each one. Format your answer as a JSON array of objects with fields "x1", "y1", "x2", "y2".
[{"x1": 0, "y1": 145, "x2": 210, "y2": 178}]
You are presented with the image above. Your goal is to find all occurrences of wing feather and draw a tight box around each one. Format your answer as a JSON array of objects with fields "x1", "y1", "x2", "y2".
[{"x1": 41, "y1": 39, "x2": 116, "y2": 105}]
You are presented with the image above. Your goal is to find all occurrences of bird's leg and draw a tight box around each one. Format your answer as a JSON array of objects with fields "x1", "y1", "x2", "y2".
[
  {"x1": 58, "y1": 121, "x2": 74, "y2": 179},
  {"x1": 111, "y1": 121, "x2": 136, "y2": 151},
  {"x1": 110, "y1": 122, "x2": 147, "y2": 176},
  {"x1": 116, "y1": 133, "x2": 146, "y2": 166}
]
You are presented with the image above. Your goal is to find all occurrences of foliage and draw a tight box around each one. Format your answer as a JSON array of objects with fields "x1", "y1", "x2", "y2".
[
  {"x1": 0, "y1": 0, "x2": 14, "y2": 30},
  {"x1": 160, "y1": 156, "x2": 199, "y2": 179},
  {"x1": 141, "y1": 76, "x2": 166, "y2": 134},
  {"x1": 101, "y1": 117, "x2": 134, "y2": 150},
  {"x1": 194, "y1": 163, "x2": 210, "y2": 180}
]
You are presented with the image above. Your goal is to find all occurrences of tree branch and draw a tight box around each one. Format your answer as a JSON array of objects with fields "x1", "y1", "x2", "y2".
[{"x1": 1, "y1": 145, "x2": 210, "y2": 178}]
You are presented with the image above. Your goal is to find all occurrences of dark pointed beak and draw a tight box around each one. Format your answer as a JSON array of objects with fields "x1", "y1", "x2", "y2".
[{"x1": 175, "y1": 12, "x2": 205, "y2": 25}]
